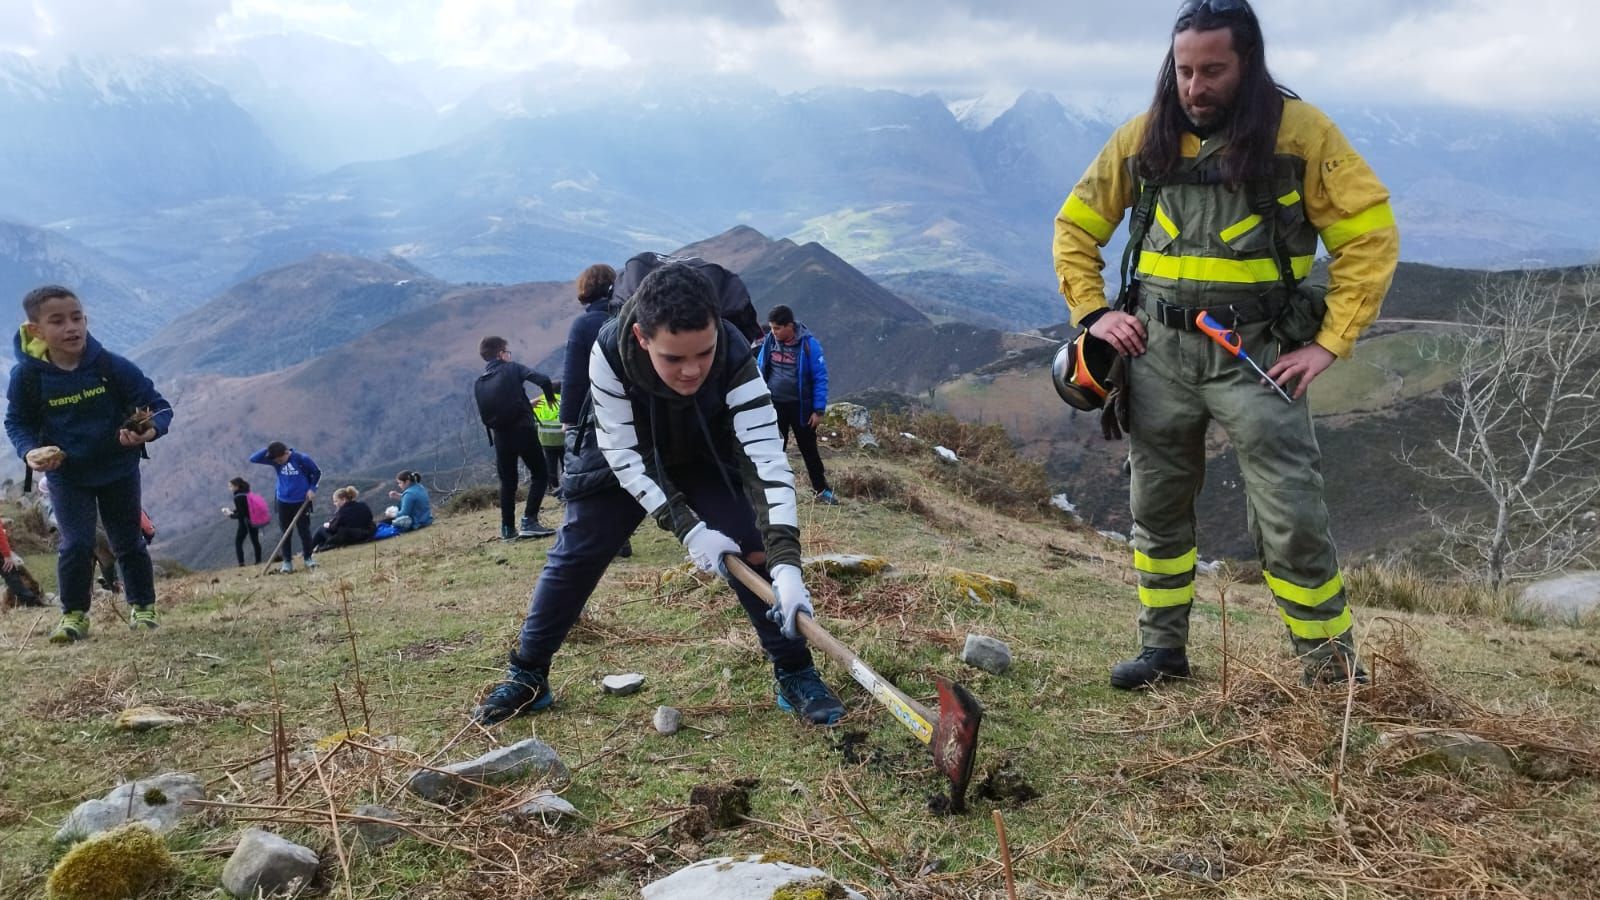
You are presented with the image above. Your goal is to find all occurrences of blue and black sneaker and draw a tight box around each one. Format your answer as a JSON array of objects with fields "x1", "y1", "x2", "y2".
[
  {"x1": 774, "y1": 664, "x2": 845, "y2": 726},
  {"x1": 472, "y1": 664, "x2": 554, "y2": 726}
]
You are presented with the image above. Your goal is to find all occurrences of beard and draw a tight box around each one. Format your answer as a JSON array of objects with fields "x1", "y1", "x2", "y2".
[{"x1": 1183, "y1": 97, "x2": 1232, "y2": 131}]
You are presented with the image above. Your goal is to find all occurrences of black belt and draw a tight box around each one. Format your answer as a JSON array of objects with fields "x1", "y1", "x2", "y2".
[{"x1": 1145, "y1": 294, "x2": 1283, "y2": 331}]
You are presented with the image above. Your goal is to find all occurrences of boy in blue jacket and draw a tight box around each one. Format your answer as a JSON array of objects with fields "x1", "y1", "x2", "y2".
[
  {"x1": 755, "y1": 305, "x2": 836, "y2": 504},
  {"x1": 4, "y1": 285, "x2": 172, "y2": 642},
  {"x1": 249, "y1": 441, "x2": 322, "y2": 573}
]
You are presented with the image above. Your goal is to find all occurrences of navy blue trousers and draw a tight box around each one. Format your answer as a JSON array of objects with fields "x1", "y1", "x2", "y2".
[
  {"x1": 491, "y1": 425, "x2": 547, "y2": 529},
  {"x1": 53, "y1": 473, "x2": 155, "y2": 612},
  {"x1": 513, "y1": 466, "x2": 812, "y2": 673}
]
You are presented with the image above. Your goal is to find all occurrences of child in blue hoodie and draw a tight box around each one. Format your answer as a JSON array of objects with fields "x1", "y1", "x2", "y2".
[
  {"x1": 249, "y1": 441, "x2": 322, "y2": 573},
  {"x1": 4, "y1": 285, "x2": 172, "y2": 642}
]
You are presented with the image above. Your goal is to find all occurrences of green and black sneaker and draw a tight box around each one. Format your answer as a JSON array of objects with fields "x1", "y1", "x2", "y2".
[
  {"x1": 130, "y1": 606, "x2": 160, "y2": 631},
  {"x1": 49, "y1": 610, "x2": 91, "y2": 644}
]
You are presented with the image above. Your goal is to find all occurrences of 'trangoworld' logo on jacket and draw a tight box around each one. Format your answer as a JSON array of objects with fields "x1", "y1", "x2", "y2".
[{"x1": 47, "y1": 385, "x2": 108, "y2": 408}]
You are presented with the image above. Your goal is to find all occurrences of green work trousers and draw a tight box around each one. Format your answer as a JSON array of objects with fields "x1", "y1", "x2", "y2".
[{"x1": 1126, "y1": 307, "x2": 1352, "y2": 658}]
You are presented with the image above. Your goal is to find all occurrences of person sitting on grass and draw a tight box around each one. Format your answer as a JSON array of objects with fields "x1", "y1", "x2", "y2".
[
  {"x1": 384, "y1": 470, "x2": 433, "y2": 533},
  {"x1": 312, "y1": 485, "x2": 377, "y2": 552},
  {"x1": 471, "y1": 262, "x2": 845, "y2": 728}
]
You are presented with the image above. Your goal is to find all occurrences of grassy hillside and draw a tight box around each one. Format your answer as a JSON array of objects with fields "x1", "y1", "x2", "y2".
[{"x1": 2, "y1": 431, "x2": 1597, "y2": 898}]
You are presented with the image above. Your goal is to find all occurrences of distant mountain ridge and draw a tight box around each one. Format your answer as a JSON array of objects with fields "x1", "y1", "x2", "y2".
[
  {"x1": 140, "y1": 227, "x2": 1013, "y2": 567},
  {"x1": 0, "y1": 54, "x2": 290, "y2": 224}
]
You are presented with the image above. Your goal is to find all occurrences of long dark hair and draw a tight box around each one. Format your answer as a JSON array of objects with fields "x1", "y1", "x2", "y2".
[{"x1": 1136, "y1": 0, "x2": 1296, "y2": 187}]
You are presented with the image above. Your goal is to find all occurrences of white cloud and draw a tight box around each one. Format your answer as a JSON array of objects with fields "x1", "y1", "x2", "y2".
[{"x1": 5, "y1": 0, "x2": 1598, "y2": 112}]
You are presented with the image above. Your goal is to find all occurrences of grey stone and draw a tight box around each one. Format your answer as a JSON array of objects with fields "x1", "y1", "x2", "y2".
[
  {"x1": 55, "y1": 772, "x2": 206, "y2": 843},
  {"x1": 1522, "y1": 570, "x2": 1600, "y2": 617},
  {"x1": 856, "y1": 431, "x2": 881, "y2": 450},
  {"x1": 113, "y1": 707, "x2": 187, "y2": 731},
  {"x1": 221, "y1": 828, "x2": 319, "y2": 898},
  {"x1": 350, "y1": 804, "x2": 403, "y2": 848},
  {"x1": 1378, "y1": 728, "x2": 1515, "y2": 773},
  {"x1": 406, "y1": 738, "x2": 570, "y2": 802},
  {"x1": 934, "y1": 445, "x2": 959, "y2": 463},
  {"x1": 653, "y1": 705, "x2": 682, "y2": 735},
  {"x1": 504, "y1": 790, "x2": 579, "y2": 826},
  {"x1": 1097, "y1": 530, "x2": 1129, "y2": 544},
  {"x1": 961, "y1": 634, "x2": 1013, "y2": 675},
  {"x1": 249, "y1": 751, "x2": 317, "y2": 784},
  {"x1": 641, "y1": 854, "x2": 866, "y2": 899},
  {"x1": 602, "y1": 673, "x2": 645, "y2": 695},
  {"x1": 829, "y1": 402, "x2": 871, "y2": 430}
]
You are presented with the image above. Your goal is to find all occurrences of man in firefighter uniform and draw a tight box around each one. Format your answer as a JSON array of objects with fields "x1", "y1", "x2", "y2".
[{"x1": 1053, "y1": 0, "x2": 1399, "y2": 688}]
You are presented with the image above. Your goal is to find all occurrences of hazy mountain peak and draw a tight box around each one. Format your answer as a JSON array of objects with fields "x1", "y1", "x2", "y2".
[{"x1": 948, "y1": 90, "x2": 1021, "y2": 131}]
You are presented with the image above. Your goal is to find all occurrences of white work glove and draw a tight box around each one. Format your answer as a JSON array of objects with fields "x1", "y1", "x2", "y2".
[
  {"x1": 3, "y1": 552, "x2": 22, "y2": 572},
  {"x1": 766, "y1": 563, "x2": 814, "y2": 640},
  {"x1": 683, "y1": 522, "x2": 739, "y2": 576}
]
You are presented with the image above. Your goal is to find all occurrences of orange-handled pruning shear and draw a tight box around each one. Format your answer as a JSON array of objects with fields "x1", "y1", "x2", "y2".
[{"x1": 1195, "y1": 311, "x2": 1295, "y2": 404}]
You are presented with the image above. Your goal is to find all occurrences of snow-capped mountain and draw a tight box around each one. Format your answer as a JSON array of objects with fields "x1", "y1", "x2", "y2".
[{"x1": 0, "y1": 53, "x2": 290, "y2": 224}]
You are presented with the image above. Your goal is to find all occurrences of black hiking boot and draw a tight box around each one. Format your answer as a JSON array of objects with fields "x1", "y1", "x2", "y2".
[
  {"x1": 518, "y1": 516, "x2": 555, "y2": 539},
  {"x1": 1109, "y1": 647, "x2": 1191, "y2": 690},
  {"x1": 774, "y1": 664, "x2": 845, "y2": 726},
  {"x1": 1301, "y1": 642, "x2": 1370, "y2": 688},
  {"x1": 472, "y1": 663, "x2": 554, "y2": 726}
]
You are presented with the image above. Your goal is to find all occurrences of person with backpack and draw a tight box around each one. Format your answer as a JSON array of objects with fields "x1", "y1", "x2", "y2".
[
  {"x1": 756, "y1": 304, "x2": 837, "y2": 504},
  {"x1": 4, "y1": 284, "x2": 172, "y2": 641},
  {"x1": 222, "y1": 476, "x2": 268, "y2": 567},
  {"x1": 471, "y1": 263, "x2": 845, "y2": 728},
  {"x1": 474, "y1": 336, "x2": 558, "y2": 541},
  {"x1": 249, "y1": 441, "x2": 321, "y2": 573},
  {"x1": 561, "y1": 263, "x2": 632, "y2": 558},
  {"x1": 531, "y1": 381, "x2": 564, "y2": 500},
  {"x1": 1053, "y1": 0, "x2": 1398, "y2": 689}
]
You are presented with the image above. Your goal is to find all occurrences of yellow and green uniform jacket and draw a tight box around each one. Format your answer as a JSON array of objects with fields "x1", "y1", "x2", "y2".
[
  {"x1": 1053, "y1": 98, "x2": 1399, "y2": 357},
  {"x1": 532, "y1": 393, "x2": 563, "y2": 448}
]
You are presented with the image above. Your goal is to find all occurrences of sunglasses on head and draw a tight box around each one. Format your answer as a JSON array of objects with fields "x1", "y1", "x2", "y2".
[{"x1": 1175, "y1": 0, "x2": 1249, "y2": 20}]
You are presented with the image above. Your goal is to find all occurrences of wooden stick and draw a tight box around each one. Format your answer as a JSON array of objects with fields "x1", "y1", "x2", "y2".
[{"x1": 993, "y1": 810, "x2": 1019, "y2": 900}]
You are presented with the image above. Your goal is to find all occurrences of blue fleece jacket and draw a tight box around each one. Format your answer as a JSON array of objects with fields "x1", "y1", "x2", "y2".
[
  {"x1": 4, "y1": 329, "x2": 172, "y2": 487},
  {"x1": 756, "y1": 322, "x2": 829, "y2": 414},
  {"x1": 395, "y1": 483, "x2": 433, "y2": 528},
  {"x1": 249, "y1": 446, "x2": 322, "y2": 504}
]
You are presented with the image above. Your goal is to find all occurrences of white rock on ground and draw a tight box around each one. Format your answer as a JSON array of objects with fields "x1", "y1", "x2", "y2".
[
  {"x1": 1377, "y1": 728, "x2": 1516, "y2": 773},
  {"x1": 503, "y1": 790, "x2": 579, "y2": 827},
  {"x1": 602, "y1": 673, "x2": 645, "y2": 695},
  {"x1": 653, "y1": 706, "x2": 682, "y2": 735},
  {"x1": 406, "y1": 738, "x2": 570, "y2": 802},
  {"x1": 641, "y1": 854, "x2": 867, "y2": 900},
  {"x1": 934, "y1": 445, "x2": 959, "y2": 463},
  {"x1": 221, "y1": 828, "x2": 319, "y2": 898},
  {"x1": 856, "y1": 431, "x2": 881, "y2": 449},
  {"x1": 1522, "y1": 570, "x2": 1600, "y2": 617},
  {"x1": 804, "y1": 553, "x2": 891, "y2": 577},
  {"x1": 961, "y1": 634, "x2": 1014, "y2": 675},
  {"x1": 113, "y1": 707, "x2": 186, "y2": 731},
  {"x1": 55, "y1": 772, "x2": 206, "y2": 843}
]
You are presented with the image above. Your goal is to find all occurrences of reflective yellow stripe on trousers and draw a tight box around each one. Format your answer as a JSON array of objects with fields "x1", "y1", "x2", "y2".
[{"x1": 1266, "y1": 570, "x2": 1350, "y2": 639}]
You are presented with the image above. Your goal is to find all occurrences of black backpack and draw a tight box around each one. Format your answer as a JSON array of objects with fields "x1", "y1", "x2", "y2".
[{"x1": 611, "y1": 252, "x2": 763, "y2": 344}]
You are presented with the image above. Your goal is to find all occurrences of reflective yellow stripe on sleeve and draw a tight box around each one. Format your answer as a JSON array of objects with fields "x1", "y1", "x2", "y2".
[
  {"x1": 1153, "y1": 203, "x2": 1179, "y2": 239},
  {"x1": 1061, "y1": 193, "x2": 1115, "y2": 244},
  {"x1": 1134, "y1": 548, "x2": 1197, "y2": 576},
  {"x1": 1139, "y1": 583, "x2": 1195, "y2": 608},
  {"x1": 1264, "y1": 570, "x2": 1345, "y2": 607},
  {"x1": 1278, "y1": 606, "x2": 1353, "y2": 640},
  {"x1": 1277, "y1": 190, "x2": 1301, "y2": 206},
  {"x1": 1320, "y1": 201, "x2": 1396, "y2": 251},
  {"x1": 1138, "y1": 253, "x2": 1314, "y2": 284}
]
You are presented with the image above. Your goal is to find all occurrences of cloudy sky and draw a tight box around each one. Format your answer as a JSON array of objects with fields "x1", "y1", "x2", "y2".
[{"x1": 3, "y1": 0, "x2": 1596, "y2": 113}]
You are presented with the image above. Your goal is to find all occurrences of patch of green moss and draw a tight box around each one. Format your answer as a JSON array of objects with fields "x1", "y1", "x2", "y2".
[
  {"x1": 47, "y1": 824, "x2": 173, "y2": 900},
  {"x1": 771, "y1": 877, "x2": 848, "y2": 900},
  {"x1": 141, "y1": 788, "x2": 167, "y2": 806},
  {"x1": 947, "y1": 569, "x2": 1018, "y2": 603}
]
